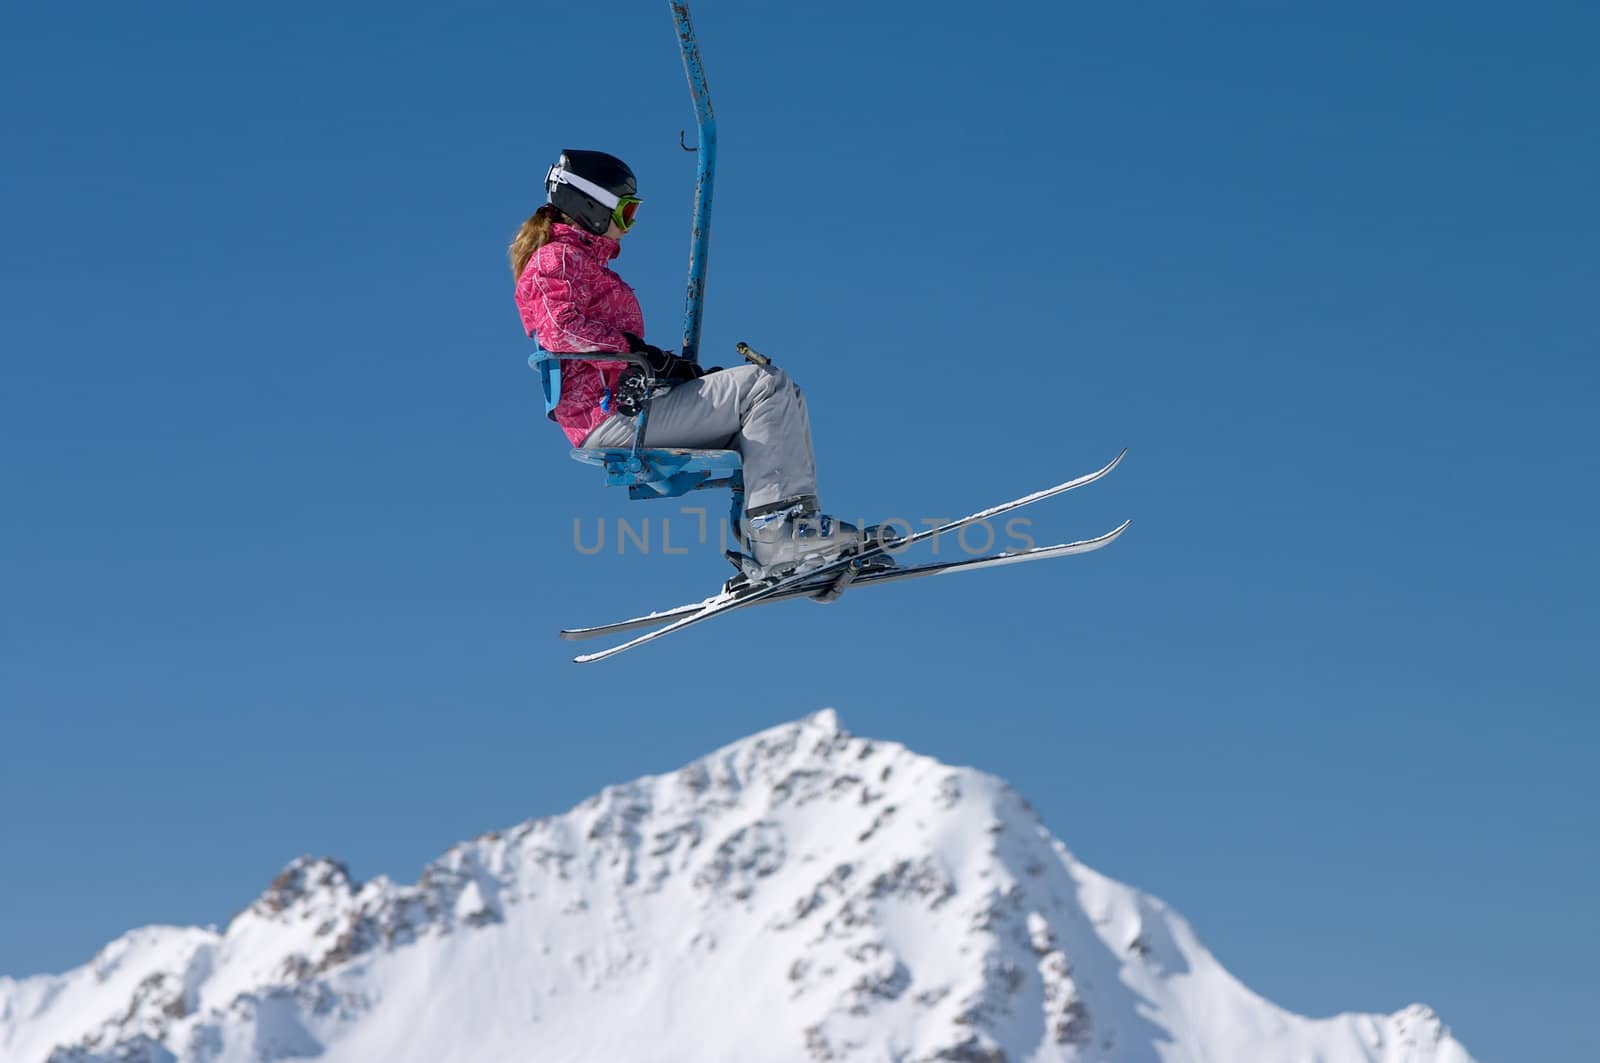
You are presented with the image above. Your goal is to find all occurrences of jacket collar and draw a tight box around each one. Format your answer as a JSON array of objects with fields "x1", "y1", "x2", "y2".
[{"x1": 550, "y1": 222, "x2": 620, "y2": 262}]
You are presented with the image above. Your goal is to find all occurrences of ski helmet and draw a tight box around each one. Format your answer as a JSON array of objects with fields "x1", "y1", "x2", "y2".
[{"x1": 545, "y1": 149, "x2": 639, "y2": 236}]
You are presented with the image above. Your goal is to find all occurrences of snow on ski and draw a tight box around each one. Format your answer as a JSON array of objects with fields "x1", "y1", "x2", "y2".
[{"x1": 570, "y1": 449, "x2": 1127, "y2": 663}]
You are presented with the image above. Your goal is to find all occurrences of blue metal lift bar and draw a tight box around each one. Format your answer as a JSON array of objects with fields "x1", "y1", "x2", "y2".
[{"x1": 671, "y1": 2, "x2": 716, "y2": 363}]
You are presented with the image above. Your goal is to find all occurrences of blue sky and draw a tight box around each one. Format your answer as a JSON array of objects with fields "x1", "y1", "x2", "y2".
[{"x1": 2, "y1": 1, "x2": 1595, "y2": 1059}]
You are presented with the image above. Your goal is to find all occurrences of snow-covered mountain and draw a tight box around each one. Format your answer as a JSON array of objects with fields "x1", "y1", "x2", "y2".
[{"x1": 1, "y1": 711, "x2": 1475, "y2": 1063}]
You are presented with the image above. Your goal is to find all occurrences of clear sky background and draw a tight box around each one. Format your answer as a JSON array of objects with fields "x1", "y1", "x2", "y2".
[{"x1": 2, "y1": 1, "x2": 1595, "y2": 1059}]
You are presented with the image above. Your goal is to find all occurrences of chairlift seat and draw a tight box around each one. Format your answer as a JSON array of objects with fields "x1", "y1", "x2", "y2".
[
  {"x1": 570, "y1": 447, "x2": 742, "y2": 500},
  {"x1": 533, "y1": 347, "x2": 743, "y2": 500}
]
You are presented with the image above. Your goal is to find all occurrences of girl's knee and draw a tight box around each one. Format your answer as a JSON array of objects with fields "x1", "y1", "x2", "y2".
[
  {"x1": 736, "y1": 363, "x2": 801, "y2": 405},
  {"x1": 759, "y1": 365, "x2": 797, "y2": 392}
]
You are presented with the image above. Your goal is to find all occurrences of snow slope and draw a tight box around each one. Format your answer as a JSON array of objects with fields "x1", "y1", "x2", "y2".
[{"x1": 0, "y1": 710, "x2": 1475, "y2": 1062}]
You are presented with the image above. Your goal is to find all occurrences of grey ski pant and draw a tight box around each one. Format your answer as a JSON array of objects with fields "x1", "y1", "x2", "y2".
[{"x1": 581, "y1": 364, "x2": 818, "y2": 514}]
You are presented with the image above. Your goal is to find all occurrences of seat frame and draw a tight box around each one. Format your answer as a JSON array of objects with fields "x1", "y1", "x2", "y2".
[{"x1": 531, "y1": 346, "x2": 745, "y2": 513}]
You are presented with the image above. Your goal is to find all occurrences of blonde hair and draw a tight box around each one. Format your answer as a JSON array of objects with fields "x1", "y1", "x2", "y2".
[{"x1": 509, "y1": 204, "x2": 565, "y2": 278}]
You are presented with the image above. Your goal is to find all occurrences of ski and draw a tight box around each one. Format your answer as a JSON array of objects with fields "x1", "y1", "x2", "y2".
[
  {"x1": 561, "y1": 591, "x2": 735, "y2": 641},
  {"x1": 560, "y1": 519, "x2": 1131, "y2": 642},
  {"x1": 761, "y1": 519, "x2": 1131, "y2": 595},
  {"x1": 568, "y1": 449, "x2": 1127, "y2": 663}
]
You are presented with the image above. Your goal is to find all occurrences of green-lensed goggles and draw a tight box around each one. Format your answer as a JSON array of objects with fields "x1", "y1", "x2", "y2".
[{"x1": 613, "y1": 196, "x2": 642, "y2": 232}]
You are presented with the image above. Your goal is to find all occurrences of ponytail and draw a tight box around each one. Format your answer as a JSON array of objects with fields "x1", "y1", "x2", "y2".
[{"x1": 509, "y1": 204, "x2": 565, "y2": 279}]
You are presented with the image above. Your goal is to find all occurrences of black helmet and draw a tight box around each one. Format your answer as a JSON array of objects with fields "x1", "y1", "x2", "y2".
[{"x1": 545, "y1": 149, "x2": 638, "y2": 236}]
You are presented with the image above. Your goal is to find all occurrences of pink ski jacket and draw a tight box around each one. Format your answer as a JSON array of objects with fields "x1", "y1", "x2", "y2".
[{"x1": 515, "y1": 223, "x2": 645, "y2": 446}]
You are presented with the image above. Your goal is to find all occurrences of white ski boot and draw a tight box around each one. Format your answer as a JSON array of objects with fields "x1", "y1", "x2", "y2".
[{"x1": 740, "y1": 502, "x2": 864, "y2": 580}]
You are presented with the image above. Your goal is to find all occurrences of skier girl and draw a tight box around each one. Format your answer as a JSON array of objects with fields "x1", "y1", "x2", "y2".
[{"x1": 511, "y1": 149, "x2": 861, "y2": 576}]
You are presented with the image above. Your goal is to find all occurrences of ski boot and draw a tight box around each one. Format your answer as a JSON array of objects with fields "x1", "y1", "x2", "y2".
[
  {"x1": 741, "y1": 506, "x2": 860, "y2": 577},
  {"x1": 729, "y1": 501, "x2": 903, "y2": 585}
]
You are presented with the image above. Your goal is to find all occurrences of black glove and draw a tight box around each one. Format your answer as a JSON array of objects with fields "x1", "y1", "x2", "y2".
[
  {"x1": 624, "y1": 332, "x2": 703, "y2": 383},
  {"x1": 611, "y1": 365, "x2": 651, "y2": 418}
]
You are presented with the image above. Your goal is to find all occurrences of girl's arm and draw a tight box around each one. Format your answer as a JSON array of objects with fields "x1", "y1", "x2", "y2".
[{"x1": 526, "y1": 244, "x2": 631, "y2": 353}]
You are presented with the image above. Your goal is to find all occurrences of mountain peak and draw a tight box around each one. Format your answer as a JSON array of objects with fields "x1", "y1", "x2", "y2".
[
  {"x1": 2, "y1": 714, "x2": 1476, "y2": 1063},
  {"x1": 804, "y1": 706, "x2": 843, "y2": 734},
  {"x1": 257, "y1": 857, "x2": 357, "y2": 917}
]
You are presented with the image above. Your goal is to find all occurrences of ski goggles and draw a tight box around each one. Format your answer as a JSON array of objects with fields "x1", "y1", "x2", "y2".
[
  {"x1": 547, "y1": 164, "x2": 643, "y2": 232},
  {"x1": 612, "y1": 195, "x2": 642, "y2": 231}
]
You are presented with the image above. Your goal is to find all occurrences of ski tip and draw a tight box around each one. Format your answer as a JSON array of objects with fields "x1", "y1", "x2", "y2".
[
  {"x1": 1073, "y1": 448, "x2": 1127, "y2": 486},
  {"x1": 1099, "y1": 518, "x2": 1132, "y2": 547}
]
